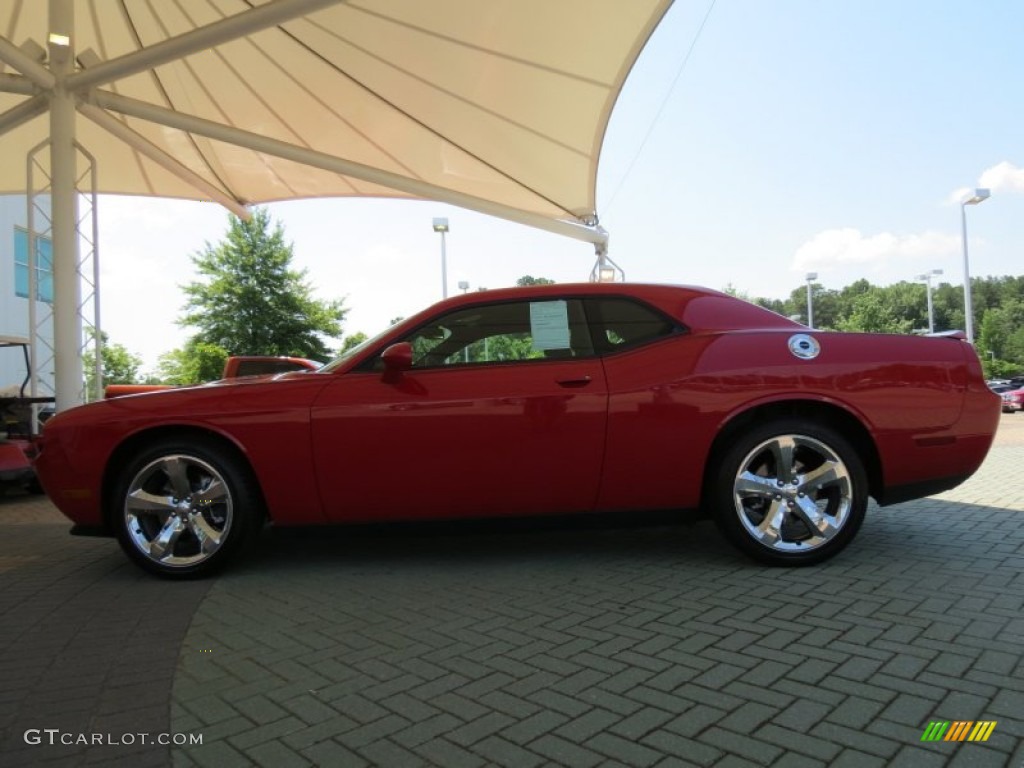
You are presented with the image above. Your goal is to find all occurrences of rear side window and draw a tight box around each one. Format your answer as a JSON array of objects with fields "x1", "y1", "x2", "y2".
[{"x1": 584, "y1": 298, "x2": 679, "y2": 353}]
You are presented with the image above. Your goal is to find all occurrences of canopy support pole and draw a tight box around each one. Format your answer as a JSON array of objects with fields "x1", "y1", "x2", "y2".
[
  {"x1": 49, "y1": 0, "x2": 82, "y2": 411},
  {"x1": 0, "y1": 94, "x2": 48, "y2": 135},
  {"x1": 0, "y1": 73, "x2": 43, "y2": 96},
  {"x1": 0, "y1": 36, "x2": 56, "y2": 89}
]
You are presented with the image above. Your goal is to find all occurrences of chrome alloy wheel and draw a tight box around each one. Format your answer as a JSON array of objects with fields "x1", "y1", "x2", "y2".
[
  {"x1": 732, "y1": 433, "x2": 853, "y2": 553},
  {"x1": 123, "y1": 454, "x2": 234, "y2": 569}
]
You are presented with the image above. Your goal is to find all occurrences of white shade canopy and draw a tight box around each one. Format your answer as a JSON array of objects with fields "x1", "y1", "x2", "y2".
[{"x1": 0, "y1": 0, "x2": 673, "y2": 242}]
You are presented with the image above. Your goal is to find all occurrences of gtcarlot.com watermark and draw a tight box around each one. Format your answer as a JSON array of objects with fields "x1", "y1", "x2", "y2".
[{"x1": 24, "y1": 729, "x2": 202, "y2": 747}]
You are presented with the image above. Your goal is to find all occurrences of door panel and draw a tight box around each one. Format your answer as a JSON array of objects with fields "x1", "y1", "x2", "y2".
[{"x1": 310, "y1": 360, "x2": 608, "y2": 522}]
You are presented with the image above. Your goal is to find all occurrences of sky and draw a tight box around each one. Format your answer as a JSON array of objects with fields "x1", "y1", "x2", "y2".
[{"x1": 93, "y1": 0, "x2": 1024, "y2": 373}]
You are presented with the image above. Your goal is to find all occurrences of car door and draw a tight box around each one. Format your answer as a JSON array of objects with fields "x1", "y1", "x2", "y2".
[
  {"x1": 582, "y1": 296, "x2": 704, "y2": 512},
  {"x1": 310, "y1": 297, "x2": 608, "y2": 522}
]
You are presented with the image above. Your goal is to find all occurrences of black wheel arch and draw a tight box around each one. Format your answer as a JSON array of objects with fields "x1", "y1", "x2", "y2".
[{"x1": 101, "y1": 425, "x2": 268, "y2": 533}]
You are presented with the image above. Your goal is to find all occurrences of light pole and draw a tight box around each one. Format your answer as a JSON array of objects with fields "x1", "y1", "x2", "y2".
[
  {"x1": 432, "y1": 217, "x2": 449, "y2": 299},
  {"x1": 805, "y1": 272, "x2": 818, "y2": 328},
  {"x1": 915, "y1": 268, "x2": 943, "y2": 334},
  {"x1": 960, "y1": 189, "x2": 990, "y2": 344},
  {"x1": 458, "y1": 278, "x2": 470, "y2": 360}
]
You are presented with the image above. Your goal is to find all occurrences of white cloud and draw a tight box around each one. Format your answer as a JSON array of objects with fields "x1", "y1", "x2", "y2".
[
  {"x1": 978, "y1": 160, "x2": 1024, "y2": 193},
  {"x1": 946, "y1": 160, "x2": 1024, "y2": 204},
  {"x1": 792, "y1": 228, "x2": 960, "y2": 271}
]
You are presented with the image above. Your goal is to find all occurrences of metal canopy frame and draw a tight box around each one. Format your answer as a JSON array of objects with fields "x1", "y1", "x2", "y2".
[
  {"x1": 26, "y1": 137, "x2": 100, "y2": 411},
  {"x1": 0, "y1": 0, "x2": 611, "y2": 411}
]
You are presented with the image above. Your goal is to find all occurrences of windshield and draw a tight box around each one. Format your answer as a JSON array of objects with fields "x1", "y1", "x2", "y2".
[{"x1": 318, "y1": 325, "x2": 396, "y2": 373}]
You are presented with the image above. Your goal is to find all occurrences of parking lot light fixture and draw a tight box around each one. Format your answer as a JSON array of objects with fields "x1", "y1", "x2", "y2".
[
  {"x1": 916, "y1": 268, "x2": 943, "y2": 334},
  {"x1": 805, "y1": 272, "x2": 818, "y2": 328},
  {"x1": 961, "y1": 189, "x2": 990, "y2": 344},
  {"x1": 432, "y1": 217, "x2": 449, "y2": 299}
]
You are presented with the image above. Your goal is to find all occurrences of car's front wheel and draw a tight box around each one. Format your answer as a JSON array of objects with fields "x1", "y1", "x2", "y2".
[
  {"x1": 112, "y1": 439, "x2": 261, "y2": 578},
  {"x1": 710, "y1": 419, "x2": 868, "y2": 565}
]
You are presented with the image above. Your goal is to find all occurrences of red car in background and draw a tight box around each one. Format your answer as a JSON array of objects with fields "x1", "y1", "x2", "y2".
[
  {"x1": 34, "y1": 283, "x2": 1000, "y2": 578},
  {"x1": 1002, "y1": 388, "x2": 1024, "y2": 413}
]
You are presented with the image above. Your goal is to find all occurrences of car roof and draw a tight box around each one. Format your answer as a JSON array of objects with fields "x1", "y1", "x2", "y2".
[{"x1": 434, "y1": 282, "x2": 720, "y2": 305}]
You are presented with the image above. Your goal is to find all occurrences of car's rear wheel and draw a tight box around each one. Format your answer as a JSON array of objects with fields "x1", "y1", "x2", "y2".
[
  {"x1": 711, "y1": 419, "x2": 867, "y2": 565},
  {"x1": 112, "y1": 439, "x2": 261, "y2": 578}
]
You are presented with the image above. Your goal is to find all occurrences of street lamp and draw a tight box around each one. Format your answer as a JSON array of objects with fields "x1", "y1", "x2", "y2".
[
  {"x1": 805, "y1": 272, "x2": 818, "y2": 328},
  {"x1": 915, "y1": 268, "x2": 943, "y2": 334},
  {"x1": 960, "y1": 188, "x2": 990, "y2": 344},
  {"x1": 432, "y1": 217, "x2": 449, "y2": 299}
]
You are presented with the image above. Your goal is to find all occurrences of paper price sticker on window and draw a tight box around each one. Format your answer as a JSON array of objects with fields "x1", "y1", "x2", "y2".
[{"x1": 529, "y1": 300, "x2": 571, "y2": 350}]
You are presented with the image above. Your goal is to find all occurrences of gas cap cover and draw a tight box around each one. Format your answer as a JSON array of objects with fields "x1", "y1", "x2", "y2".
[{"x1": 788, "y1": 334, "x2": 820, "y2": 360}]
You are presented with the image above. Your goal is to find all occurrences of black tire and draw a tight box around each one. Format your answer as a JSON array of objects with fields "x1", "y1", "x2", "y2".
[
  {"x1": 710, "y1": 418, "x2": 867, "y2": 566},
  {"x1": 111, "y1": 438, "x2": 262, "y2": 578}
]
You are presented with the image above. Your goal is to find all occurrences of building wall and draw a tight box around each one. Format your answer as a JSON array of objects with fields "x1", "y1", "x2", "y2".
[{"x1": 1, "y1": 195, "x2": 56, "y2": 396}]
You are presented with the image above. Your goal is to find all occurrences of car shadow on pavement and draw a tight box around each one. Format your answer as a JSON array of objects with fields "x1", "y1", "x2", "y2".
[
  {"x1": 243, "y1": 512, "x2": 728, "y2": 574},
  {"x1": 233, "y1": 497, "x2": 1024, "y2": 579}
]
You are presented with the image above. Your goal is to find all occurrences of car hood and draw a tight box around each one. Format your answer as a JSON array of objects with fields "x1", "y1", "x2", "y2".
[{"x1": 46, "y1": 371, "x2": 331, "y2": 430}]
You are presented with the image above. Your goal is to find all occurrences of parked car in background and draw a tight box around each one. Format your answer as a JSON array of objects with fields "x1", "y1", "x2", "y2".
[
  {"x1": 1002, "y1": 388, "x2": 1024, "y2": 413},
  {"x1": 34, "y1": 283, "x2": 1000, "y2": 578},
  {"x1": 104, "y1": 355, "x2": 321, "y2": 398}
]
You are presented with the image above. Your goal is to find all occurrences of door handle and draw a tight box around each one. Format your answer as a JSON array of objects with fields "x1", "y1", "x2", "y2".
[{"x1": 556, "y1": 376, "x2": 592, "y2": 388}]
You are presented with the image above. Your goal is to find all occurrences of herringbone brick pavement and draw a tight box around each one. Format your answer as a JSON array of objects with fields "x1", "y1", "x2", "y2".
[
  {"x1": 0, "y1": 500, "x2": 212, "y2": 767},
  {"x1": 166, "y1": 429, "x2": 1024, "y2": 767}
]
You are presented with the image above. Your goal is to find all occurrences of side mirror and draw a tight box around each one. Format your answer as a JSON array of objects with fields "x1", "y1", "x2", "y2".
[{"x1": 380, "y1": 342, "x2": 413, "y2": 374}]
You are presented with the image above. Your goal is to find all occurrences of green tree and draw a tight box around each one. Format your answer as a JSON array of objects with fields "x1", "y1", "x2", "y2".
[
  {"x1": 84, "y1": 330, "x2": 142, "y2": 400},
  {"x1": 157, "y1": 340, "x2": 229, "y2": 385},
  {"x1": 516, "y1": 275, "x2": 555, "y2": 286},
  {"x1": 784, "y1": 283, "x2": 841, "y2": 328},
  {"x1": 339, "y1": 332, "x2": 368, "y2": 355},
  {"x1": 180, "y1": 208, "x2": 346, "y2": 361},
  {"x1": 834, "y1": 289, "x2": 914, "y2": 334},
  {"x1": 931, "y1": 281, "x2": 964, "y2": 334}
]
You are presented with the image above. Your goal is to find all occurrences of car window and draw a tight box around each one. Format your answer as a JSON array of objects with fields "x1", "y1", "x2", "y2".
[
  {"x1": 584, "y1": 297, "x2": 679, "y2": 353},
  {"x1": 400, "y1": 299, "x2": 594, "y2": 369}
]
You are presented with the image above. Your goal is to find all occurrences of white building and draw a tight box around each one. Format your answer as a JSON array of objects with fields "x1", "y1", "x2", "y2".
[{"x1": 1, "y1": 195, "x2": 55, "y2": 397}]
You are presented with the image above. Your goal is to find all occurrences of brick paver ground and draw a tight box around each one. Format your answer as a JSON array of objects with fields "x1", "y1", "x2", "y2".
[
  {"x1": 0, "y1": 495, "x2": 212, "y2": 767},
  {"x1": 2, "y1": 415, "x2": 1022, "y2": 767}
]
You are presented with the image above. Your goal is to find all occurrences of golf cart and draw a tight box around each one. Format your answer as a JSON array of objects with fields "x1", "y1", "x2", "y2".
[{"x1": 1, "y1": 336, "x2": 54, "y2": 494}]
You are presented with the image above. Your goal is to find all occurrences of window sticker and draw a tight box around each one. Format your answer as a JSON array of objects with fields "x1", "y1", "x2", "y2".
[{"x1": 529, "y1": 300, "x2": 570, "y2": 350}]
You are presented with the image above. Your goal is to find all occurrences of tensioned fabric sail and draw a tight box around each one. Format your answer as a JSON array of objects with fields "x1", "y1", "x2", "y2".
[{"x1": 0, "y1": 0, "x2": 673, "y2": 237}]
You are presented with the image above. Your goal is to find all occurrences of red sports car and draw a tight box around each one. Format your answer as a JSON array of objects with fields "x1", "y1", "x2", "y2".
[{"x1": 35, "y1": 283, "x2": 1000, "y2": 578}]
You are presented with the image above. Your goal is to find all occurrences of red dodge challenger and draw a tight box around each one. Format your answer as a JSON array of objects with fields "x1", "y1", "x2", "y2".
[{"x1": 35, "y1": 283, "x2": 1000, "y2": 578}]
